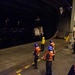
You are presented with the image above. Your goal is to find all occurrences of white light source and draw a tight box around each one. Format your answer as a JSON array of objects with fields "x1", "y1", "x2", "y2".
[
  {"x1": 59, "y1": 7, "x2": 64, "y2": 14},
  {"x1": 70, "y1": 6, "x2": 72, "y2": 9}
]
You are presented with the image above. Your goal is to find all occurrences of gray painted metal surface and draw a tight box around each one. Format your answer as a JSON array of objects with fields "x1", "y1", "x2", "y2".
[{"x1": 0, "y1": 39, "x2": 75, "y2": 75}]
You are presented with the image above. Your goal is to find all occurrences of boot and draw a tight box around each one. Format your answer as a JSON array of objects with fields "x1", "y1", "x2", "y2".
[{"x1": 33, "y1": 66, "x2": 38, "y2": 69}]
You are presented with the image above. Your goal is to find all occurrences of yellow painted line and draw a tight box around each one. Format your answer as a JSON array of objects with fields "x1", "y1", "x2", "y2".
[
  {"x1": 66, "y1": 35, "x2": 69, "y2": 42},
  {"x1": 32, "y1": 62, "x2": 34, "y2": 65},
  {"x1": 16, "y1": 58, "x2": 42, "y2": 74},
  {"x1": 25, "y1": 65, "x2": 30, "y2": 69},
  {"x1": 17, "y1": 73, "x2": 21, "y2": 75},
  {"x1": 38, "y1": 59, "x2": 41, "y2": 62},
  {"x1": 16, "y1": 69, "x2": 22, "y2": 73}
]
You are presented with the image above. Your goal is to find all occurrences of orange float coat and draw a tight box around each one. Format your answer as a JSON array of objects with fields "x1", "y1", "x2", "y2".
[
  {"x1": 34, "y1": 46, "x2": 41, "y2": 56},
  {"x1": 43, "y1": 51, "x2": 55, "y2": 61}
]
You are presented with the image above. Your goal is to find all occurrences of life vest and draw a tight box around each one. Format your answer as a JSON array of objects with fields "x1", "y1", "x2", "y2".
[
  {"x1": 34, "y1": 46, "x2": 41, "y2": 56},
  {"x1": 41, "y1": 37, "x2": 45, "y2": 44},
  {"x1": 43, "y1": 51, "x2": 55, "y2": 61}
]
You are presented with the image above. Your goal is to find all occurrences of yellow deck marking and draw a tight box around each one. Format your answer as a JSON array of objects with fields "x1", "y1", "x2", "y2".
[
  {"x1": 25, "y1": 65, "x2": 30, "y2": 69},
  {"x1": 32, "y1": 62, "x2": 34, "y2": 64},
  {"x1": 16, "y1": 70, "x2": 22, "y2": 73},
  {"x1": 17, "y1": 73, "x2": 21, "y2": 75},
  {"x1": 38, "y1": 59, "x2": 41, "y2": 62}
]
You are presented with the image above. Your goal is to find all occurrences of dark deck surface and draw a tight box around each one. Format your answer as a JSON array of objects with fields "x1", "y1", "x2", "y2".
[{"x1": 0, "y1": 39, "x2": 75, "y2": 75}]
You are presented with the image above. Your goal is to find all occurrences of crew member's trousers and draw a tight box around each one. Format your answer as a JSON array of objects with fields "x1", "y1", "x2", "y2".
[
  {"x1": 46, "y1": 61, "x2": 52, "y2": 75},
  {"x1": 41, "y1": 44, "x2": 44, "y2": 52},
  {"x1": 73, "y1": 42, "x2": 75, "y2": 53},
  {"x1": 34, "y1": 55, "x2": 38, "y2": 67}
]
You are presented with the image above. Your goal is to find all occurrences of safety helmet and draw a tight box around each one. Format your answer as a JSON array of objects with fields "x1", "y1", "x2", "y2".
[
  {"x1": 34, "y1": 43, "x2": 38, "y2": 47},
  {"x1": 48, "y1": 46, "x2": 53, "y2": 51},
  {"x1": 50, "y1": 40, "x2": 53, "y2": 43}
]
